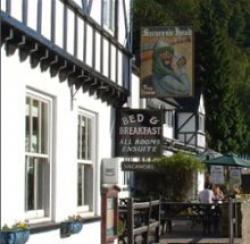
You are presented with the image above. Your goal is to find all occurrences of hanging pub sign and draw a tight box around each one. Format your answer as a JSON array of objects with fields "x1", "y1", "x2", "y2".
[
  {"x1": 115, "y1": 109, "x2": 163, "y2": 157},
  {"x1": 140, "y1": 26, "x2": 193, "y2": 98}
]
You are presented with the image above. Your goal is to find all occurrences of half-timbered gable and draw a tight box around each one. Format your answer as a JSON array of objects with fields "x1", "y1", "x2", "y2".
[
  {"x1": 1, "y1": 0, "x2": 132, "y2": 106},
  {"x1": 175, "y1": 87, "x2": 206, "y2": 151}
]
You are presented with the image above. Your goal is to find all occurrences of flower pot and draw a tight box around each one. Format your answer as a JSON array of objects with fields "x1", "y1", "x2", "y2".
[
  {"x1": 69, "y1": 221, "x2": 82, "y2": 234},
  {"x1": 0, "y1": 232, "x2": 8, "y2": 244},
  {"x1": 60, "y1": 222, "x2": 71, "y2": 238},
  {"x1": 0, "y1": 229, "x2": 30, "y2": 244},
  {"x1": 15, "y1": 229, "x2": 29, "y2": 244},
  {"x1": 68, "y1": 221, "x2": 83, "y2": 234},
  {"x1": 60, "y1": 221, "x2": 83, "y2": 238}
]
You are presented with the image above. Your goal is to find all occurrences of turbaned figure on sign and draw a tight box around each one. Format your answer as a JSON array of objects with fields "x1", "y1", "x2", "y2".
[{"x1": 140, "y1": 26, "x2": 193, "y2": 98}]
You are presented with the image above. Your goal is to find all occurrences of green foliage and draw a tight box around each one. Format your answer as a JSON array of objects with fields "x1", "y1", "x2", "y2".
[
  {"x1": 150, "y1": 153, "x2": 204, "y2": 201},
  {"x1": 154, "y1": 152, "x2": 204, "y2": 172},
  {"x1": 1, "y1": 222, "x2": 29, "y2": 231},
  {"x1": 133, "y1": 0, "x2": 250, "y2": 155},
  {"x1": 197, "y1": 0, "x2": 250, "y2": 154},
  {"x1": 133, "y1": 0, "x2": 200, "y2": 62},
  {"x1": 67, "y1": 215, "x2": 83, "y2": 222},
  {"x1": 117, "y1": 219, "x2": 126, "y2": 236}
]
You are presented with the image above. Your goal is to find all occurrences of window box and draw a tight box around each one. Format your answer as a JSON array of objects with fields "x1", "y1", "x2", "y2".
[{"x1": 0, "y1": 229, "x2": 30, "y2": 244}]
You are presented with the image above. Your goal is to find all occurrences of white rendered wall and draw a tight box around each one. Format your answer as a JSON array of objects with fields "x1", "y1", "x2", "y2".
[
  {"x1": 163, "y1": 124, "x2": 174, "y2": 140},
  {"x1": 128, "y1": 73, "x2": 140, "y2": 109},
  {"x1": 90, "y1": 0, "x2": 101, "y2": 24},
  {"x1": 28, "y1": 222, "x2": 100, "y2": 244},
  {"x1": 198, "y1": 95, "x2": 206, "y2": 148},
  {"x1": 178, "y1": 113, "x2": 195, "y2": 131},
  {"x1": 197, "y1": 134, "x2": 206, "y2": 149},
  {"x1": 1, "y1": 48, "x2": 115, "y2": 242},
  {"x1": 197, "y1": 172, "x2": 205, "y2": 194},
  {"x1": 198, "y1": 94, "x2": 205, "y2": 115}
]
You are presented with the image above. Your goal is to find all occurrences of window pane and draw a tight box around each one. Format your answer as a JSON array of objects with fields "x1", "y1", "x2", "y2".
[
  {"x1": 78, "y1": 114, "x2": 92, "y2": 160},
  {"x1": 77, "y1": 164, "x2": 83, "y2": 206},
  {"x1": 103, "y1": 0, "x2": 115, "y2": 31},
  {"x1": 26, "y1": 157, "x2": 35, "y2": 210},
  {"x1": 77, "y1": 115, "x2": 81, "y2": 159},
  {"x1": 26, "y1": 96, "x2": 49, "y2": 154},
  {"x1": 81, "y1": 116, "x2": 86, "y2": 159},
  {"x1": 25, "y1": 97, "x2": 30, "y2": 152},
  {"x1": 84, "y1": 165, "x2": 93, "y2": 208},
  {"x1": 41, "y1": 102, "x2": 48, "y2": 154},
  {"x1": 37, "y1": 160, "x2": 44, "y2": 209},
  {"x1": 86, "y1": 118, "x2": 91, "y2": 160},
  {"x1": 32, "y1": 100, "x2": 39, "y2": 153},
  {"x1": 25, "y1": 157, "x2": 47, "y2": 211},
  {"x1": 103, "y1": 0, "x2": 108, "y2": 26},
  {"x1": 77, "y1": 164, "x2": 93, "y2": 209},
  {"x1": 109, "y1": 0, "x2": 115, "y2": 30}
]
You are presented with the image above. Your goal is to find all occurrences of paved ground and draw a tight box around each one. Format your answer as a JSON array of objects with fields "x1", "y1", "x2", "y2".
[{"x1": 158, "y1": 219, "x2": 241, "y2": 244}]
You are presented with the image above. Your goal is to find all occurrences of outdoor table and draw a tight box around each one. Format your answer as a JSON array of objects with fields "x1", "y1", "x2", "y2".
[{"x1": 161, "y1": 201, "x2": 224, "y2": 234}]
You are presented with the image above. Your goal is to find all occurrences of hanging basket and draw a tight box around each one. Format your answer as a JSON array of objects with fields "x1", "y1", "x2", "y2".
[
  {"x1": 60, "y1": 221, "x2": 83, "y2": 237},
  {"x1": 68, "y1": 221, "x2": 83, "y2": 234},
  {"x1": 0, "y1": 229, "x2": 30, "y2": 244}
]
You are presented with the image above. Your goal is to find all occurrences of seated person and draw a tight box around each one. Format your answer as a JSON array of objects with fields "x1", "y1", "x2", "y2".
[{"x1": 212, "y1": 184, "x2": 224, "y2": 202}]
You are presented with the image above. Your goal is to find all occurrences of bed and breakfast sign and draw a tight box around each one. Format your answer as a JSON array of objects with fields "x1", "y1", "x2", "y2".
[{"x1": 115, "y1": 109, "x2": 163, "y2": 157}]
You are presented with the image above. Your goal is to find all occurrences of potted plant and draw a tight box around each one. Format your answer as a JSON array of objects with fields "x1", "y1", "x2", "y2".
[
  {"x1": 60, "y1": 215, "x2": 83, "y2": 238},
  {"x1": 0, "y1": 222, "x2": 30, "y2": 244}
]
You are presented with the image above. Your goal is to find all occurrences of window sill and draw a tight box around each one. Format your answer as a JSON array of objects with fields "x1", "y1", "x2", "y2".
[
  {"x1": 30, "y1": 216, "x2": 101, "y2": 234},
  {"x1": 77, "y1": 210, "x2": 95, "y2": 218},
  {"x1": 28, "y1": 217, "x2": 51, "y2": 225}
]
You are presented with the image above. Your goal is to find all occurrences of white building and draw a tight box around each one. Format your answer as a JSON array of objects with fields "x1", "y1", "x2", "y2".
[{"x1": 1, "y1": 0, "x2": 133, "y2": 243}]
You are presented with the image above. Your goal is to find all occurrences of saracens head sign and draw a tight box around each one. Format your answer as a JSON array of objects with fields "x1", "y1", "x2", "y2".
[{"x1": 115, "y1": 109, "x2": 163, "y2": 157}]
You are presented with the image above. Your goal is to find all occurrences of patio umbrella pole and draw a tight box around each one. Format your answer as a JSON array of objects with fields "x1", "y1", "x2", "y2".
[{"x1": 229, "y1": 197, "x2": 234, "y2": 244}]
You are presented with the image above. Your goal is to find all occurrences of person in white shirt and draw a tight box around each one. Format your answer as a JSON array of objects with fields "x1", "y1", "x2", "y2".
[
  {"x1": 199, "y1": 183, "x2": 215, "y2": 204},
  {"x1": 198, "y1": 183, "x2": 215, "y2": 235}
]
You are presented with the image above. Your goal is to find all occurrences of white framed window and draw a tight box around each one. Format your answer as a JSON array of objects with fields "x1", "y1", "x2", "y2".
[
  {"x1": 77, "y1": 110, "x2": 96, "y2": 213},
  {"x1": 102, "y1": 0, "x2": 115, "y2": 32},
  {"x1": 25, "y1": 92, "x2": 52, "y2": 219}
]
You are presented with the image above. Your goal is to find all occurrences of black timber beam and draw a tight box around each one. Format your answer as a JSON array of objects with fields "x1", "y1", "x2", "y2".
[{"x1": 0, "y1": 12, "x2": 129, "y2": 107}]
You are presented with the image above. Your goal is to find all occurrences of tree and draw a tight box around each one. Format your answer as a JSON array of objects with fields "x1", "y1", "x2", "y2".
[
  {"x1": 133, "y1": 0, "x2": 250, "y2": 155},
  {"x1": 197, "y1": 0, "x2": 249, "y2": 153}
]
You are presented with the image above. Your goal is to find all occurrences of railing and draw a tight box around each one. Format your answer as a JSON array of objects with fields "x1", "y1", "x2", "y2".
[
  {"x1": 119, "y1": 198, "x2": 161, "y2": 244},
  {"x1": 161, "y1": 199, "x2": 241, "y2": 244},
  {"x1": 119, "y1": 198, "x2": 242, "y2": 244}
]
